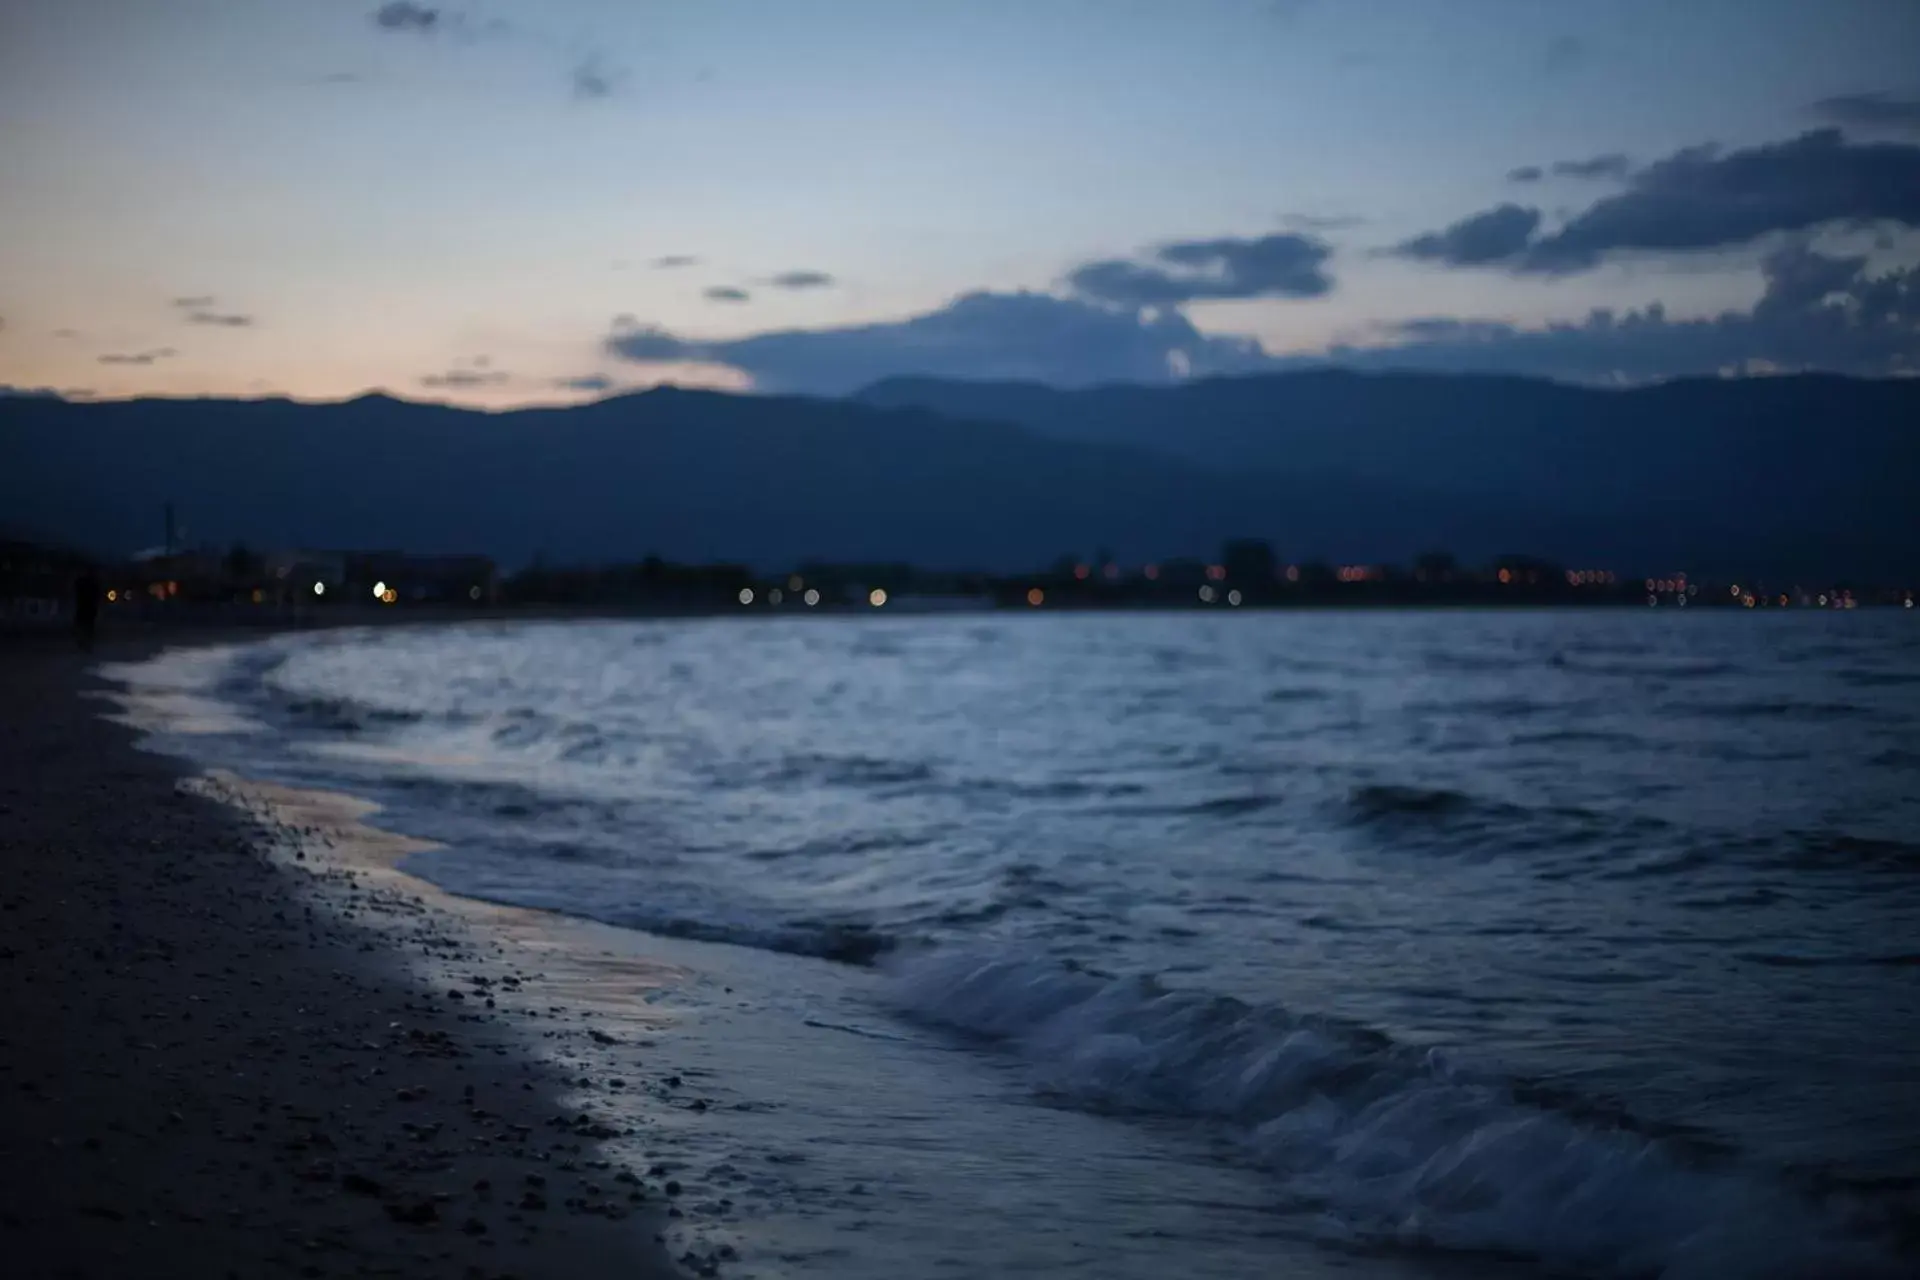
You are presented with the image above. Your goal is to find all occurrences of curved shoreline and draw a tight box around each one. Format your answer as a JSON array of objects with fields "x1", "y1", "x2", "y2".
[{"x1": 0, "y1": 636, "x2": 692, "y2": 1279}]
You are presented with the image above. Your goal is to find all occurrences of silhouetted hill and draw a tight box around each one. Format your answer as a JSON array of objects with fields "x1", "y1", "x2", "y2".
[
  {"x1": 0, "y1": 387, "x2": 1550, "y2": 571},
  {"x1": 1, "y1": 376, "x2": 1911, "y2": 578},
  {"x1": 857, "y1": 370, "x2": 1920, "y2": 579}
]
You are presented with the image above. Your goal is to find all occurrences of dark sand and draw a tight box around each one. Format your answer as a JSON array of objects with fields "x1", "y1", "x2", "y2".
[{"x1": 0, "y1": 636, "x2": 683, "y2": 1279}]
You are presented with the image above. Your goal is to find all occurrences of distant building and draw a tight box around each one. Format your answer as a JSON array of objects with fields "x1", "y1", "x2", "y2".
[{"x1": 343, "y1": 552, "x2": 498, "y2": 604}]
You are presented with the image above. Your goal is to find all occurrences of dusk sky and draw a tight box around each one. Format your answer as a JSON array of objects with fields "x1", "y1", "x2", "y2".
[{"x1": 2, "y1": 0, "x2": 1917, "y2": 405}]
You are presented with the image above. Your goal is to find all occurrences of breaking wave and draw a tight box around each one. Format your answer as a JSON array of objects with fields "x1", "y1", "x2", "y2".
[{"x1": 889, "y1": 948, "x2": 1907, "y2": 1278}]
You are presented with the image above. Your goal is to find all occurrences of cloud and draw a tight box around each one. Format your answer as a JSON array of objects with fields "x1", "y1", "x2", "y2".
[
  {"x1": 1507, "y1": 165, "x2": 1544, "y2": 184},
  {"x1": 1392, "y1": 204, "x2": 1541, "y2": 266},
  {"x1": 420, "y1": 368, "x2": 510, "y2": 388},
  {"x1": 652, "y1": 255, "x2": 699, "y2": 269},
  {"x1": 1811, "y1": 92, "x2": 1920, "y2": 135},
  {"x1": 605, "y1": 290, "x2": 1275, "y2": 394},
  {"x1": 319, "y1": 71, "x2": 365, "y2": 85},
  {"x1": 1524, "y1": 129, "x2": 1920, "y2": 271},
  {"x1": 1280, "y1": 212, "x2": 1365, "y2": 232},
  {"x1": 1329, "y1": 244, "x2": 1918, "y2": 382},
  {"x1": 1399, "y1": 130, "x2": 1920, "y2": 274},
  {"x1": 608, "y1": 234, "x2": 1918, "y2": 392},
  {"x1": 170, "y1": 295, "x2": 254, "y2": 327},
  {"x1": 1543, "y1": 35, "x2": 1588, "y2": 74},
  {"x1": 1552, "y1": 152, "x2": 1631, "y2": 181},
  {"x1": 420, "y1": 355, "x2": 509, "y2": 388},
  {"x1": 372, "y1": 2, "x2": 440, "y2": 33},
  {"x1": 53, "y1": 328, "x2": 80, "y2": 339},
  {"x1": 552, "y1": 374, "x2": 614, "y2": 392},
  {"x1": 571, "y1": 55, "x2": 622, "y2": 100},
  {"x1": 704, "y1": 286, "x2": 751, "y2": 303},
  {"x1": 98, "y1": 348, "x2": 178, "y2": 366},
  {"x1": 766, "y1": 270, "x2": 835, "y2": 290},
  {"x1": 1066, "y1": 233, "x2": 1334, "y2": 306}
]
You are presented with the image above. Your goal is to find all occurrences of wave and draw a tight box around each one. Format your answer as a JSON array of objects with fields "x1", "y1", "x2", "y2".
[
  {"x1": 1551, "y1": 655, "x2": 1742, "y2": 680},
  {"x1": 888, "y1": 949, "x2": 1906, "y2": 1278},
  {"x1": 1348, "y1": 783, "x2": 1478, "y2": 818}
]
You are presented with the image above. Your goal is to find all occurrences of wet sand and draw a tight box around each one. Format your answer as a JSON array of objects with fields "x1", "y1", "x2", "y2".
[{"x1": 0, "y1": 637, "x2": 687, "y2": 1279}]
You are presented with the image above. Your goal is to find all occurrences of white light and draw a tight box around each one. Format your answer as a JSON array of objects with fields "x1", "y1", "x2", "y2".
[
  {"x1": 469, "y1": 585, "x2": 482, "y2": 601},
  {"x1": 312, "y1": 582, "x2": 325, "y2": 596},
  {"x1": 1227, "y1": 589, "x2": 1243, "y2": 607},
  {"x1": 738, "y1": 588, "x2": 754, "y2": 605},
  {"x1": 804, "y1": 588, "x2": 820, "y2": 606},
  {"x1": 770, "y1": 588, "x2": 784, "y2": 605},
  {"x1": 869, "y1": 588, "x2": 887, "y2": 607},
  {"x1": 372, "y1": 580, "x2": 387, "y2": 600},
  {"x1": 1198, "y1": 585, "x2": 1216, "y2": 603},
  {"x1": 788, "y1": 575, "x2": 804, "y2": 592}
]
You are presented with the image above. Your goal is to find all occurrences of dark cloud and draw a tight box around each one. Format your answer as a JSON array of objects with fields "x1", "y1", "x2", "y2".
[
  {"x1": 171, "y1": 295, "x2": 254, "y2": 327},
  {"x1": 1552, "y1": 152, "x2": 1631, "y2": 181},
  {"x1": 704, "y1": 286, "x2": 751, "y2": 303},
  {"x1": 1399, "y1": 130, "x2": 1920, "y2": 274},
  {"x1": 1392, "y1": 204, "x2": 1541, "y2": 266},
  {"x1": 1812, "y1": 92, "x2": 1920, "y2": 135},
  {"x1": 1524, "y1": 129, "x2": 1920, "y2": 271},
  {"x1": 552, "y1": 374, "x2": 614, "y2": 392},
  {"x1": 651, "y1": 255, "x2": 699, "y2": 269},
  {"x1": 1066, "y1": 233, "x2": 1334, "y2": 306},
  {"x1": 1280, "y1": 212, "x2": 1365, "y2": 232},
  {"x1": 420, "y1": 368, "x2": 510, "y2": 389},
  {"x1": 1328, "y1": 244, "x2": 1918, "y2": 382},
  {"x1": 571, "y1": 55, "x2": 621, "y2": 100},
  {"x1": 605, "y1": 290, "x2": 1274, "y2": 394},
  {"x1": 372, "y1": 2, "x2": 440, "y2": 33},
  {"x1": 612, "y1": 237, "x2": 1917, "y2": 391},
  {"x1": 1507, "y1": 165, "x2": 1544, "y2": 184},
  {"x1": 98, "y1": 348, "x2": 178, "y2": 366},
  {"x1": 1543, "y1": 35, "x2": 1588, "y2": 74},
  {"x1": 766, "y1": 270, "x2": 835, "y2": 290}
]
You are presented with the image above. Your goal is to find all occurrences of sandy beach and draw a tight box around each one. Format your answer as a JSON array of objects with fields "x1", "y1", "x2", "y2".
[{"x1": 0, "y1": 635, "x2": 685, "y2": 1280}]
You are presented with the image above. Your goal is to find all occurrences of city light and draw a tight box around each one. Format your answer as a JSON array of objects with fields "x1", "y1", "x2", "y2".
[
  {"x1": 1027, "y1": 587, "x2": 1045, "y2": 606},
  {"x1": 789, "y1": 575, "x2": 804, "y2": 592},
  {"x1": 313, "y1": 582, "x2": 325, "y2": 596},
  {"x1": 1227, "y1": 589, "x2": 1243, "y2": 607},
  {"x1": 1198, "y1": 585, "x2": 1216, "y2": 603},
  {"x1": 469, "y1": 585, "x2": 482, "y2": 601},
  {"x1": 1285, "y1": 565, "x2": 1300, "y2": 582},
  {"x1": 869, "y1": 588, "x2": 888, "y2": 607},
  {"x1": 381, "y1": 588, "x2": 397, "y2": 605},
  {"x1": 1074, "y1": 564, "x2": 1090, "y2": 580},
  {"x1": 770, "y1": 588, "x2": 784, "y2": 605},
  {"x1": 1498, "y1": 568, "x2": 1512, "y2": 584},
  {"x1": 106, "y1": 589, "x2": 116, "y2": 602},
  {"x1": 804, "y1": 588, "x2": 820, "y2": 606},
  {"x1": 372, "y1": 580, "x2": 387, "y2": 600},
  {"x1": 738, "y1": 587, "x2": 754, "y2": 605}
]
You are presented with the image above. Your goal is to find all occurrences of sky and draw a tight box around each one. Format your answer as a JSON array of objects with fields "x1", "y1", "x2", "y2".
[{"x1": 1, "y1": 0, "x2": 1917, "y2": 406}]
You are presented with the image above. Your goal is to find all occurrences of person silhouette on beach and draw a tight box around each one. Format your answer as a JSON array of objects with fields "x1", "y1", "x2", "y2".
[{"x1": 73, "y1": 567, "x2": 101, "y2": 651}]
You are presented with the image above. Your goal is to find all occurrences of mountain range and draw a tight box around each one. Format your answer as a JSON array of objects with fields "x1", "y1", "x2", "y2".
[{"x1": 3, "y1": 371, "x2": 1915, "y2": 579}]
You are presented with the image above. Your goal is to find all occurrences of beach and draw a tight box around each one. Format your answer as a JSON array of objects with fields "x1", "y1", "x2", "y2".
[{"x1": 0, "y1": 635, "x2": 686, "y2": 1280}]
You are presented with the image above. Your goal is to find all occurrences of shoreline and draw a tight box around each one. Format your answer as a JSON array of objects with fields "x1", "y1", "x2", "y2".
[{"x1": 0, "y1": 637, "x2": 696, "y2": 1279}]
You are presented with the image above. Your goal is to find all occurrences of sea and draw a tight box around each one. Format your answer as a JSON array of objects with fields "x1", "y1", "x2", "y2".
[{"x1": 104, "y1": 609, "x2": 1920, "y2": 1279}]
